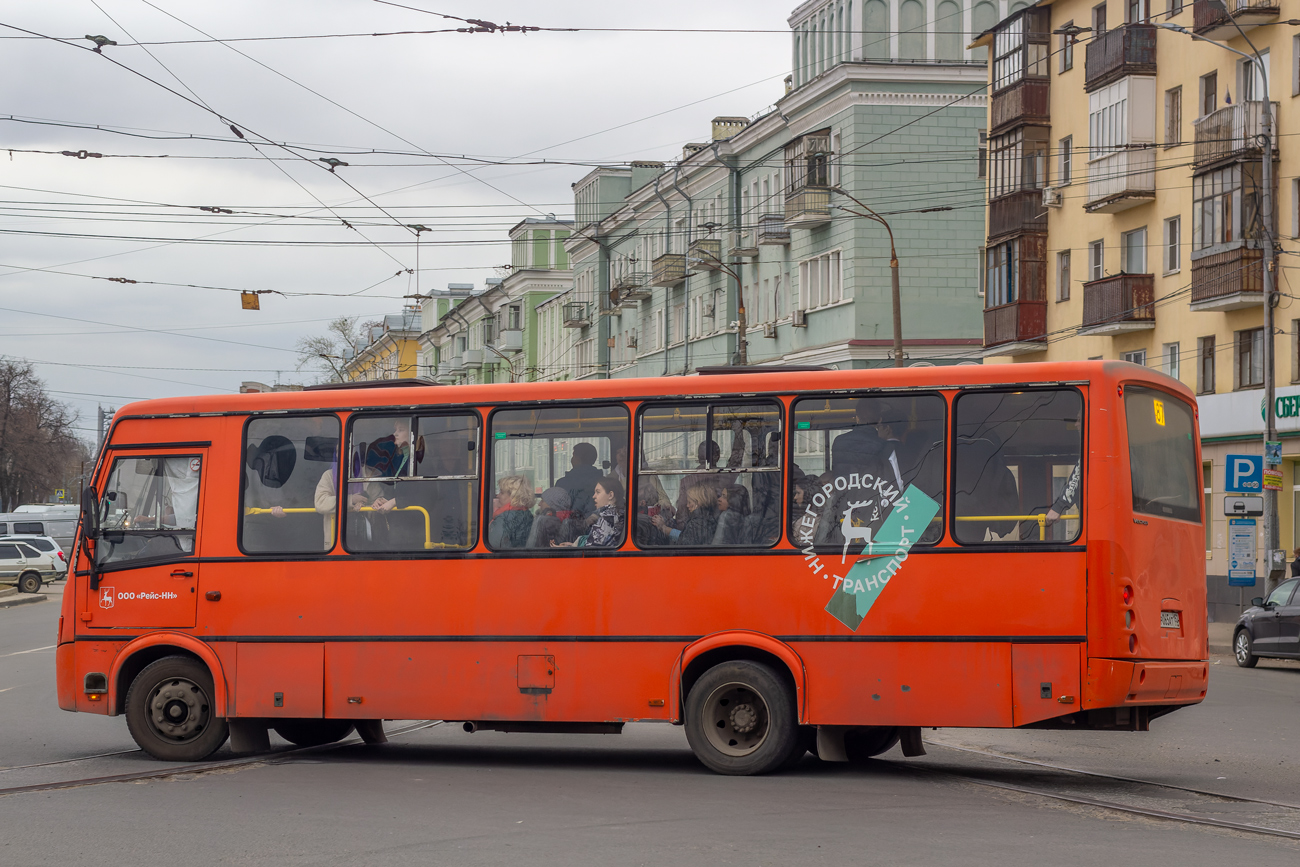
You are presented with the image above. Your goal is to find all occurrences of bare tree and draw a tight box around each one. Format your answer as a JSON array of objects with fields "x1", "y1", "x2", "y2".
[
  {"x1": 0, "y1": 359, "x2": 89, "y2": 510},
  {"x1": 294, "y1": 316, "x2": 368, "y2": 383}
]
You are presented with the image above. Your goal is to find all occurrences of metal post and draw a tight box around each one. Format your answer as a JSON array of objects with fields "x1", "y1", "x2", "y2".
[{"x1": 1260, "y1": 74, "x2": 1282, "y2": 592}]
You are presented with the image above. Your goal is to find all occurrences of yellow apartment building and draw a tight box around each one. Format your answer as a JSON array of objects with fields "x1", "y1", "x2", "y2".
[
  {"x1": 976, "y1": 0, "x2": 1300, "y2": 618},
  {"x1": 342, "y1": 308, "x2": 422, "y2": 382}
]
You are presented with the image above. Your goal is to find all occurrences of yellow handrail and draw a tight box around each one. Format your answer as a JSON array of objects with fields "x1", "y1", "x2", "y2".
[
  {"x1": 245, "y1": 505, "x2": 439, "y2": 549},
  {"x1": 955, "y1": 514, "x2": 1048, "y2": 541}
]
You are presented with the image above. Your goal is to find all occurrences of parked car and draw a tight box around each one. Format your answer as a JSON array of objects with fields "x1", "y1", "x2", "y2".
[
  {"x1": 1233, "y1": 577, "x2": 1300, "y2": 666},
  {"x1": 0, "y1": 535, "x2": 66, "y2": 579},
  {"x1": 0, "y1": 540, "x2": 59, "y2": 594}
]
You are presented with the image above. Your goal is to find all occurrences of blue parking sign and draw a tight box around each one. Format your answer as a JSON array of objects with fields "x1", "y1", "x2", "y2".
[{"x1": 1225, "y1": 455, "x2": 1263, "y2": 493}]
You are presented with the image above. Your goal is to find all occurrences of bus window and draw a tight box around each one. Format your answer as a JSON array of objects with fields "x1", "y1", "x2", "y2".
[
  {"x1": 790, "y1": 394, "x2": 946, "y2": 554},
  {"x1": 488, "y1": 405, "x2": 628, "y2": 550},
  {"x1": 345, "y1": 413, "x2": 479, "y2": 553},
  {"x1": 1125, "y1": 387, "x2": 1199, "y2": 522},
  {"x1": 637, "y1": 401, "x2": 782, "y2": 548},
  {"x1": 98, "y1": 455, "x2": 201, "y2": 565},
  {"x1": 241, "y1": 415, "x2": 340, "y2": 554},
  {"x1": 953, "y1": 389, "x2": 1083, "y2": 544}
]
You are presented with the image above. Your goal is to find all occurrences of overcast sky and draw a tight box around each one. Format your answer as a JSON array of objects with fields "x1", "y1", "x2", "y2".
[{"x1": 0, "y1": 0, "x2": 793, "y2": 437}]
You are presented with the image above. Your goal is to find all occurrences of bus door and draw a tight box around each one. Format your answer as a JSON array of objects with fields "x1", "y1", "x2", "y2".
[{"x1": 88, "y1": 452, "x2": 206, "y2": 629}]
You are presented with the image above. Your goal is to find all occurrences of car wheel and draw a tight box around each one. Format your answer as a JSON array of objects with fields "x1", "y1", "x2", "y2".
[
  {"x1": 1234, "y1": 629, "x2": 1259, "y2": 668},
  {"x1": 17, "y1": 572, "x2": 41, "y2": 594},
  {"x1": 684, "y1": 660, "x2": 799, "y2": 776},
  {"x1": 272, "y1": 719, "x2": 355, "y2": 747},
  {"x1": 844, "y1": 726, "x2": 901, "y2": 762},
  {"x1": 125, "y1": 655, "x2": 229, "y2": 761}
]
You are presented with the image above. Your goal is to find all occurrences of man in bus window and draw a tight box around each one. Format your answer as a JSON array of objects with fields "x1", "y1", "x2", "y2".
[
  {"x1": 557, "y1": 442, "x2": 603, "y2": 518},
  {"x1": 831, "y1": 403, "x2": 890, "y2": 482}
]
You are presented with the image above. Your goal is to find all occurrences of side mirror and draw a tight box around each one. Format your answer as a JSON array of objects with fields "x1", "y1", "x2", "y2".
[
  {"x1": 1251, "y1": 596, "x2": 1265, "y2": 608},
  {"x1": 81, "y1": 487, "x2": 100, "y2": 540}
]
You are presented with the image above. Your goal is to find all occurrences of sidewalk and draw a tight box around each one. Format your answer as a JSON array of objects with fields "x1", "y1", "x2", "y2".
[
  {"x1": 0, "y1": 586, "x2": 50, "y2": 609},
  {"x1": 1208, "y1": 620, "x2": 1233, "y2": 656}
]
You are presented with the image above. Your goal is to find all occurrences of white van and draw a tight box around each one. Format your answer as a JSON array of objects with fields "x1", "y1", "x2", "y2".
[{"x1": 0, "y1": 504, "x2": 80, "y2": 556}]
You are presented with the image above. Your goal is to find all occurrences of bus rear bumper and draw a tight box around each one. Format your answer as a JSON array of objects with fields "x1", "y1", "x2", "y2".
[{"x1": 1085, "y1": 657, "x2": 1208, "y2": 708}]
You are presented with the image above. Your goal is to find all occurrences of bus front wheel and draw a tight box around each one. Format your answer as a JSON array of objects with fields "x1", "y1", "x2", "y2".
[
  {"x1": 684, "y1": 660, "x2": 798, "y2": 776},
  {"x1": 273, "y1": 719, "x2": 355, "y2": 747},
  {"x1": 125, "y1": 655, "x2": 229, "y2": 762}
]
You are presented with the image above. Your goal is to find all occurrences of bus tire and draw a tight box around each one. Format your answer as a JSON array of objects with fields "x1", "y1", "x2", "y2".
[
  {"x1": 684, "y1": 660, "x2": 798, "y2": 776},
  {"x1": 17, "y1": 572, "x2": 41, "y2": 594},
  {"x1": 125, "y1": 655, "x2": 228, "y2": 762},
  {"x1": 1233, "y1": 629, "x2": 1259, "y2": 668},
  {"x1": 272, "y1": 719, "x2": 355, "y2": 747},
  {"x1": 843, "y1": 726, "x2": 900, "y2": 762}
]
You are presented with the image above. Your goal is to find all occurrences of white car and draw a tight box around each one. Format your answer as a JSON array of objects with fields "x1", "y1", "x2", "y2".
[
  {"x1": 0, "y1": 540, "x2": 59, "y2": 594},
  {"x1": 0, "y1": 534, "x2": 67, "y2": 579}
]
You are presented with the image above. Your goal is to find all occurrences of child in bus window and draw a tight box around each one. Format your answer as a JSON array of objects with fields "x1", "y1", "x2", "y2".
[{"x1": 553, "y1": 477, "x2": 624, "y2": 548}]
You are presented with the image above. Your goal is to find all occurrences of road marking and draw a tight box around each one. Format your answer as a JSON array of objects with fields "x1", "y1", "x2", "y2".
[
  {"x1": 1, "y1": 645, "x2": 55, "y2": 658},
  {"x1": 0, "y1": 686, "x2": 16, "y2": 694}
]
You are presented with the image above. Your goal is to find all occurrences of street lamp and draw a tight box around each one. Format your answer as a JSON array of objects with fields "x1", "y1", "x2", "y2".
[
  {"x1": 832, "y1": 187, "x2": 903, "y2": 367},
  {"x1": 1152, "y1": 16, "x2": 1285, "y2": 590}
]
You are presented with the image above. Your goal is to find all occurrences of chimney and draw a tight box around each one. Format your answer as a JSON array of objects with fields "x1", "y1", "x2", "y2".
[
  {"x1": 682, "y1": 142, "x2": 709, "y2": 160},
  {"x1": 711, "y1": 116, "x2": 750, "y2": 141}
]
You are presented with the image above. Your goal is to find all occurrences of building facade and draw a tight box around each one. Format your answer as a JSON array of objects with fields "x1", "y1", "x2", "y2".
[
  {"x1": 976, "y1": 0, "x2": 1299, "y2": 616},
  {"x1": 536, "y1": 0, "x2": 1007, "y2": 380},
  {"x1": 342, "y1": 309, "x2": 422, "y2": 382}
]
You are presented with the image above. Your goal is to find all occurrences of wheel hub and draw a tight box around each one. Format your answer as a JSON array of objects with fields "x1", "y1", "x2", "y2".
[
  {"x1": 730, "y1": 703, "x2": 758, "y2": 734},
  {"x1": 703, "y1": 683, "x2": 770, "y2": 758},
  {"x1": 149, "y1": 678, "x2": 208, "y2": 742}
]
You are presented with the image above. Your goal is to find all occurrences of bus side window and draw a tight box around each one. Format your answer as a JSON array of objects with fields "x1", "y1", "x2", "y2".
[
  {"x1": 241, "y1": 414, "x2": 340, "y2": 554},
  {"x1": 789, "y1": 394, "x2": 946, "y2": 556},
  {"x1": 488, "y1": 404, "x2": 629, "y2": 551},
  {"x1": 344, "y1": 413, "x2": 480, "y2": 553},
  {"x1": 952, "y1": 389, "x2": 1083, "y2": 544},
  {"x1": 637, "y1": 401, "x2": 783, "y2": 549}
]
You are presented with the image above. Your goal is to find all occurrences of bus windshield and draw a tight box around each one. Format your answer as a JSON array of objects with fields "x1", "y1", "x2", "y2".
[{"x1": 1125, "y1": 386, "x2": 1200, "y2": 523}]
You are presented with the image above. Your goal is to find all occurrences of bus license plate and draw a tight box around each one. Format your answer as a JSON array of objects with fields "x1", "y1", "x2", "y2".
[{"x1": 1160, "y1": 611, "x2": 1181, "y2": 629}]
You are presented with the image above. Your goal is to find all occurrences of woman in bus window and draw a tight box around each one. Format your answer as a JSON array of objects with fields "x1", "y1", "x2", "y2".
[
  {"x1": 553, "y1": 477, "x2": 624, "y2": 548},
  {"x1": 634, "y1": 475, "x2": 675, "y2": 547},
  {"x1": 713, "y1": 484, "x2": 751, "y2": 545},
  {"x1": 488, "y1": 475, "x2": 534, "y2": 549},
  {"x1": 653, "y1": 483, "x2": 717, "y2": 546}
]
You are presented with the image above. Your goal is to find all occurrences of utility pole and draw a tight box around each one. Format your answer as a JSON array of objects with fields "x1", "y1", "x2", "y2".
[
  {"x1": 95, "y1": 405, "x2": 114, "y2": 459},
  {"x1": 832, "y1": 187, "x2": 903, "y2": 367}
]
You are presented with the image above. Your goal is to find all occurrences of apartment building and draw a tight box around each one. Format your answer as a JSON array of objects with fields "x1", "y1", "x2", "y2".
[
  {"x1": 976, "y1": 0, "x2": 1300, "y2": 617},
  {"x1": 341, "y1": 308, "x2": 422, "y2": 382},
  {"x1": 539, "y1": 0, "x2": 1005, "y2": 380}
]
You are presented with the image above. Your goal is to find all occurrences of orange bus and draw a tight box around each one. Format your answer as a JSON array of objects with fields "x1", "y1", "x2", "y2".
[{"x1": 56, "y1": 361, "x2": 1208, "y2": 775}]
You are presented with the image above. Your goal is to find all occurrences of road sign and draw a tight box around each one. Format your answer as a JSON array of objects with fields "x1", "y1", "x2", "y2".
[
  {"x1": 1224, "y1": 495, "x2": 1264, "y2": 517},
  {"x1": 1228, "y1": 517, "x2": 1257, "y2": 587},
  {"x1": 1225, "y1": 454, "x2": 1263, "y2": 493},
  {"x1": 55, "y1": 488, "x2": 65, "y2": 501}
]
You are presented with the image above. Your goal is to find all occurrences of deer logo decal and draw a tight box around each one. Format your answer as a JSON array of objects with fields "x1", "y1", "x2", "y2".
[{"x1": 840, "y1": 499, "x2": 874, "y2": 564}]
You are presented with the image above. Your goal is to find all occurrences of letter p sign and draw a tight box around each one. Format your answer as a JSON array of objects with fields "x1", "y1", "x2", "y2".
[{"x1": 1225, "y1": 454, "x2": 1263, "y2": 493}]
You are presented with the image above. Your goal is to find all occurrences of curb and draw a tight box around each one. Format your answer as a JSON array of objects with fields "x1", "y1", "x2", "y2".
[
  {"x1": 0, "y1": 593, "x2": 48, "y2": 610},
  {"x1": 1210, "y1": 644, "x2": 1232, "y2": 656}
]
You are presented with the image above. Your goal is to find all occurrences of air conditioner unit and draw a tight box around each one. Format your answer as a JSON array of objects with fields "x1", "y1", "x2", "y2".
[
  {"x1": 792, "y1": 309, "x2": 808, "y2": 327},
  {"x1": 763, "y1": 322, "x2": 777, "y2": 339},
  {"x1": 1042, "y1": 187, "x2": 1063, "y2": 208}
]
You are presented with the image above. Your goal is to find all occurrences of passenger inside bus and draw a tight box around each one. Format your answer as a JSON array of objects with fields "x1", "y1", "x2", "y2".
[
  {"x1": 553, "y1": 477, "x2": 625, "y2": 547},
  {"x1": 528, "y1": 487, "x2": 582, "y2": 548},
  {"x1": 557, "y1": 442, "x2": 603, "y2": 518},
  {"x1": 242, "y1": 416, "x2": 340, "y2": 553},
  {"x1": 489, "y1": 475, "x2": 534, "y2": 549}
]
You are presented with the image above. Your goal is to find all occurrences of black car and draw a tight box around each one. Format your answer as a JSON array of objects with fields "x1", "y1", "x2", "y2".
[{"x1": 1233, "y1": 577, "x2": 1300, "y2": 666}]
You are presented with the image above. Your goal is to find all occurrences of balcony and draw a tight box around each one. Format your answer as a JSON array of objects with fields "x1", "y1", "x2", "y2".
[
  {"x1": 435, "y1": 361, "x2": 458, "y2": 382},
  {"x1": 1085, "y1": 148, "x2": 1156, "y2": 213},
  {"x1": 785, "y1": 186, "x2": 832, "y2": 228},
  {"x1": 462, "y1": 348, "x2": 483, "y2": 369},
  {"x1": 613, "y1": 271, "x2": 651, "y2": 301},
  {"x1": 1193, "y1": 101, "x2": 1277, "y2": 170},
  {"x1": 757, "y1": 214, "x2": 790, "y2": 245},
  {"x1": 983, "y1": 301, "x2": 1047, "y2": 354},
  {"x1": 650, "y1": 252, "x2": 687, "y2": 287},
  {"x1": 987, "y1": 189, "x2": 1047, "y2": 241},
  {"x1": 447, "y1": 354, "x2": 464, "y2": 372},
  {"x1": 497, "y1": 329, "x2": 524, "y2": 352},
  {"x1": 1084, "y1": 24, "x2": 1156, "y2": 93},
  {"x1": 990, "y1": 79, "x2": 1050, "y2": 135},
  {"x1": 1190, "y1": 244, "x2": 1264, "y2": 311},
  {"x1": 562, "y1": 302, "x2": 590, "y2": 328},
  {"x1": 1193, "y1": 0, "x2": 1279, "y2": 40},
  {"x1": 1081, "y1": 274, "x2": 1155, "y2": 334},
  {"x1": 688, "y1": 238, "x2": 723, "y2": 270}
]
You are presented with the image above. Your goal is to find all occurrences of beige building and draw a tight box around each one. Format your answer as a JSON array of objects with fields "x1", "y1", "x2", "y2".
[{"x1": 976, "y1": 0, "x2": 1299, "y2": 618}]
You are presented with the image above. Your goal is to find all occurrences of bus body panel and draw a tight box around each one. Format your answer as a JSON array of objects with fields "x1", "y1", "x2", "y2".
[{"x1": 62, "y1": 362, "x2": 1209, "y2": 737}]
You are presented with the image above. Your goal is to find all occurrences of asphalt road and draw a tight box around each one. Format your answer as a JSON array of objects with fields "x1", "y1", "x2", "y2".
[{"x1": 4, "y1": 588, "x2": 1300, "y2": 866}]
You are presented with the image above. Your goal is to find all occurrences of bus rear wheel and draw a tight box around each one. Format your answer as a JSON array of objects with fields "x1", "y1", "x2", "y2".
[
  {"x1": 125, "y1": 656, "x2": 228, "y2": 762},
  {"x1": 844, "y1": 726, "x2": 900, "y2": 762},
  {"x1": 17, "y1": 572, "x2": 41, "y2": 594},
  {"x1": 684, "y1": 660, "x2": 798, "y2": 776},
  {"x1": 273, "y1": 719, "x2": 355, "y2": 747}
]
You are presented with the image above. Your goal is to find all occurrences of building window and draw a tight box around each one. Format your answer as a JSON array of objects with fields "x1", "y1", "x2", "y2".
[
  {"x1": 986, "y1": 239, "x2": 1019, "y2": 307},
  {"x1": 1168, "y1": 0, "x2": 1183, "y2": 14},
  {"x1": 989, "y1": 127, "x2": 1049, "y2": 199},
  {"x1": 1092, "y1": 3, "x2": 1107, "y2": 35},
  {"x1": 992, "y1": 11, "x2": 1048, "y2": 91},
  {"x1": 1293, "y1": 35, "x2": 1300, "y2": 96},
  {"x1": 1198, "y1": 336, "x2": 1216, "y2": 394},
  {"x1": 1059, "y1": 136, "x2": 1072, "y2": 185},
  {"x1": 1200, "y1": 71, "x2": 1217, "y2": 117},
  {"x1": 1121, "y1": 227, "x2": 1148, "y2": 273},
  {"x1": 1165, "y1": 87, "x2": 1181, "y2": 148},
  {"x1": 1060, "y1": 22, "x2": 1074, "y2": 73},
  {"x1": 1293, "y1": 178, "x2": 1300, "y2": 238},
  {"x1": 1164, "y1": 216, "x2": 1181, "y2": 273},
  {"x1": 1057, "y1": 250, "x2": 1071, "y2": 301},
  {"x1": 1123, "y1": 349, "x2": 1147, "y2": 366},
  {"x1": 977, "y1": 130, "x2": 988, "y2": 179},
  {"x1": 977, "y1": 247, "x2": 987, "y2": 297},
  {"x1": 1163, "y1": 342, "x2": 1181, "y2": 379},
  {"x1": 1089, "y1": 240, "x2": 1104, "y2": 281},
  {"x1": 799, "y1": 250, "x2": 843, "y2": 310},
  {"x1": 1127, "y1": 0, "x2": 1149, "y2": 23},
  {"x1": 1192, "y1": 165, "x2": 1243, "y2": 251},
  {"x1": 1292, "y1": 319, "x2": 1300, "y2": 382},
  {"x1": 1237, "y1": 327, "x2": 1265, "y2": 389},
  {"x1": 1204, "y1": 461, "x2": 1212, "y2": 553},
  {"x1": 1239, "y1": 51, "x2": 1269, "y2": 102}
]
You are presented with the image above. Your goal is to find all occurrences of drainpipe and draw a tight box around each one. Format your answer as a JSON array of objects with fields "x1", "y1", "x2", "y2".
[
  {"x1": 714, "y1": 143, "x2": 747, "y2": 366},
  {"x1": 651, "y1": 174, "x2": 673, "y2": 376},
  {"x1": 668, "y1": 163, "x2": 694, "y2": 375}
]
